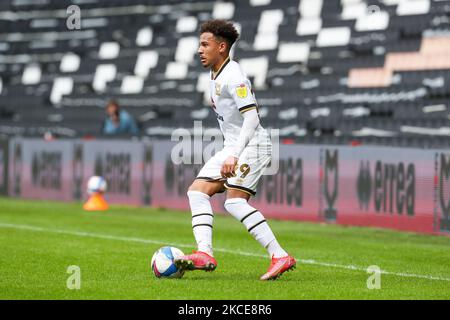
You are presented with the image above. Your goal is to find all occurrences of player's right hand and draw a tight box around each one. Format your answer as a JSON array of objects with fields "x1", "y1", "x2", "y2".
[{"x1": 221, "y1": 156, "x2": 238, "y2": 178}]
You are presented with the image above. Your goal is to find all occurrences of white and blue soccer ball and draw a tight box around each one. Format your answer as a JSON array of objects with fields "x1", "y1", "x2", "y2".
[
  {"x1": 151, "y1": 246, "x2": 185, "y2": 279},
  {"x1": 87, "y1": 175, "x2": 107, "y2": 194}
]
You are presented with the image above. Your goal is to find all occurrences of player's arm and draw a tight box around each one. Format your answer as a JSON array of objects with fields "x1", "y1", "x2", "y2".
[
  {"x1": 221, "y1": 108, "x2": 259, "y2": 178},
  {"x1": 231, "y1": 108, "x2": 259, "y2": 158},
  {"x1": 229, "y1": 78, "x2": 260, "y2": 157},
  {"x1": 221, "y1": 109, "x2": 259, "y2": 178},
  {"x1": 221, "y1": 79, "x2": 259, "y2": 178}
]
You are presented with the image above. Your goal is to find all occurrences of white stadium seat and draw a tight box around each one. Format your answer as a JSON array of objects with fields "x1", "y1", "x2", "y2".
[
  {"x1": 355, "y1": 11, "x2": 389, "y2": 31},
  {"x1": 299, "y1": 0, "x2": 323, "y2": 18},
  {"x1": 98, "y1": 42, "x2": 120, "y2": 60},
  {"x1": 176, "y1": 16, "x2": 198, "y2": 33},
  {"x1": 277, "y1": 43, "x2": 310, "y2": 63},
  {"x1": 316, "y1": 27, "x2": 351, "y2": 47},
  {"x1": 239, "y1": 56, "x2": 269, "y2": 89},
  {"x1": 134, "y1": 50, "x2": 158, "y2": 78},
  {"x1": 121, "y1": 76, "x2": 144, "y2": 94},
  {"x1": 175, "y1": 37, "x2": 198, "y2": 63},
  {"x1": 257, "y1": 9, "x2": 283, "y2": 34},
  {"x1": 296, "y1": 17, "x2": 322, "y2": 36},
  {"x1": 250, "y1": 0, "x2": 271, "y2": 6},
  {"x1": 196, "y1": 72, "x2": 211, "y2": 104},
  {"x1": 254, "y1": 10, "x2": 283, "y2": 50},
  {"x1": 93, "y1": 64, "x2": 116, "y2": 92},
  {"x1": 212, "y1": 2, "x2": 235, "y2": 19},
  {"x1": 50, "y1": 77, "x2": 73, "y2": 104},
  {"x1": 22, "y1": 63, "x2": 41, "y2": 85},
  {"x1": 353, "y1": 127, "x2": 397, "y2": 137},
  {"x1": 341, "y1": 0, "x2": 363, "y2": 5},
  {"x1": 136, "y1": 27, "x2": 153, "y2": 46},
  {"x1": 381, "y1": 0, "x2": 402, "y2": 5},
  {"x1": 60, "y1": 53, "x2": 81, "y2": 73},
  {"x1": 254, "y1": 33, "x2": 279, "y2": 51},
  {"x1": 310, "y1": 107, "x2": 330, "y2": 118},
  {"x1": 165, "y1": 61, "x2": 188, "y2": 80},
  {"x1": 196, "y1": 73, "x2": 210, "y2": 93},
  {"x1": 341, "y1": 1, "x2": 367, "y2": 20},
  {"x1": 279, "y1": 108, "x2": 298, "y2": 120},
  {"x1": 190, "y1": 108, "x2": 209, "y2": 120},
  {"x1": 397, "y1": 0, "x2": 430, "y2": 16}
]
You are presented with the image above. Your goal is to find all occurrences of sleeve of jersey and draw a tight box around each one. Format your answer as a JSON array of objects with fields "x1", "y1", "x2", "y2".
[
  {"x1": 229, "y1": 108, "x2": 260, "y2": 159},
  {"x1": 228, "y1": 79, "x2": 258, "y2": 114}
]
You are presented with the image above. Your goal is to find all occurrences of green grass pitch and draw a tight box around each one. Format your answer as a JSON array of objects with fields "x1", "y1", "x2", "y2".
[{"x1": 0, "y1": 197, "x2": 449, "y2": 300}]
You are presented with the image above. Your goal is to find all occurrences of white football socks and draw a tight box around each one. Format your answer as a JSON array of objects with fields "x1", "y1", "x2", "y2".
[
  {"x1": 224, "y1": 198, "x2": 288, "y2": 258},
  {"x1": 187, "y1": 190, "x2": 214, "y2": 256}
]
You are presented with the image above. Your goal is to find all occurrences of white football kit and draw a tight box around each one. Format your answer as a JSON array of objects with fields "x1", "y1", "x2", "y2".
[{"x1": 196, "y1": 57, "x2": 272, "y2": 196}]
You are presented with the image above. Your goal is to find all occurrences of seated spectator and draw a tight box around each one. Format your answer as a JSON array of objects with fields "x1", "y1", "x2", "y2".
[{"x1": 102, "y1": 100, "x2": 139, "y2": 135}]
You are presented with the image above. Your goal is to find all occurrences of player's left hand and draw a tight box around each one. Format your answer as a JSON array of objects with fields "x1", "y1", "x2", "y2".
[{"x1": 221, "y1": 156, "x2": 238, "y2": 178}]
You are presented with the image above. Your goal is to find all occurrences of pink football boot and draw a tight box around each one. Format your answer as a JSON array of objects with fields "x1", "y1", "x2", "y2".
[
  {"x1": 174, "y1": 251, "x2": 217, "y2": 272},
  {"x1": 260, "y1": 255, "x2": 296, "y2": 280}
]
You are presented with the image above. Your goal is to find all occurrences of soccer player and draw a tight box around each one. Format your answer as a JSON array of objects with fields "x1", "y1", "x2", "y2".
[{"x1": 174, "y1": 20, "x2": 296, "y2": 280}]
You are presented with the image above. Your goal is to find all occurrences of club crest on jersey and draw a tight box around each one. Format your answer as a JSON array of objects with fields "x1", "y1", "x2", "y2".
[
  {"x1": 215, "y1": 83, "x2": 222, "y2": 96},
  {"x1": 236, "y1": 84, "x2": 248, "y2": 98}
]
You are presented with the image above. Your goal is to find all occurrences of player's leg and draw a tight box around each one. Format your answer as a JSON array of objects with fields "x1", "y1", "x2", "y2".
[
  {"x1": 223, "y1": 147, "x2": 296, "y2": 280},
  {"x1": 174, "y1": 151, "x2": 228, "y2": 272},
  {"x1": 188, "y1": 179, "x2": 224, "y2": 257},
  {"x1": 223, "y1": 189, "x2": 296, "y2": 280},
  {"x1": 224, "y1": 189, "x2": 286, "y2": 257}
]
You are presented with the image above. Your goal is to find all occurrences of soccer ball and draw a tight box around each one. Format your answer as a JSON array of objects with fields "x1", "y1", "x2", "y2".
[
  {"x1": 87, "y1": 175, "x2": 107, "y2": 194},
  {"x1": 151, "y1": 246, "x2": 185, "y2": 279}
]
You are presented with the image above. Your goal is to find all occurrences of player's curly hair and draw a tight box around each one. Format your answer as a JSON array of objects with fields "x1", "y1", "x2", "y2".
[{"x1": 200, "y1": 19, "x2": 239, "y2": 50}]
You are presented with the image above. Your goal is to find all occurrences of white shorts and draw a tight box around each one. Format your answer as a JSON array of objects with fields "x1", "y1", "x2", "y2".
[{"x1": 196, "y1": 146, "x2": 271, "y2": 196}]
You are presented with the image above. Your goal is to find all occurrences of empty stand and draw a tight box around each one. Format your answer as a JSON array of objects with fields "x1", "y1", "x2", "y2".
[{"x1": 0, "y1": 0, "x2": 449, "y2": 148}]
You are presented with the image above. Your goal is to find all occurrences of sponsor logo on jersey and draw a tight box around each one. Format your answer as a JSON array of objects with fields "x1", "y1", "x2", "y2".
[
  {"x1": 236, "y1": 84, "x2": 248, "y2": 98},
  {"x1": 215, "y1": 83, "x2": 222, "y2": 96}
]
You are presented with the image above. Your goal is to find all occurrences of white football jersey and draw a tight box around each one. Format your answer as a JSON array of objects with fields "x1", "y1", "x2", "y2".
[{"x1": 209, "y1": 57, "x2": 271, "y2": 150}]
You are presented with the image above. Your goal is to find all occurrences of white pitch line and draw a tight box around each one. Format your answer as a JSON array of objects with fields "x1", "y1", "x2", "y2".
[{"x1": 0, "y1": 222, "x2": 449, "y2": 283}]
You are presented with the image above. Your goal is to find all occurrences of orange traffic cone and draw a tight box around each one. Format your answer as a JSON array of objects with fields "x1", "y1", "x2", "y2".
[{"x1": 83, "y1": 192, "x2": 109, "y2": 211}]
